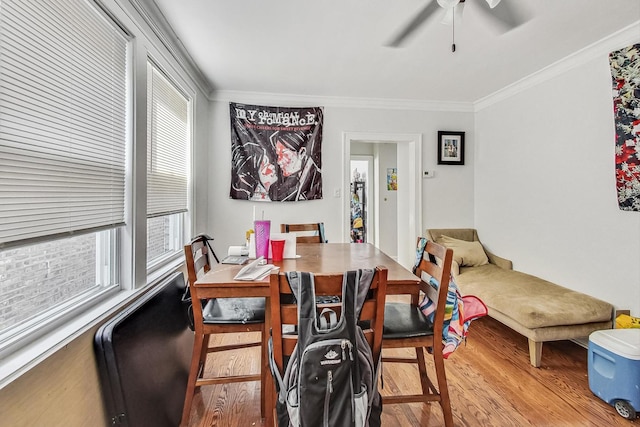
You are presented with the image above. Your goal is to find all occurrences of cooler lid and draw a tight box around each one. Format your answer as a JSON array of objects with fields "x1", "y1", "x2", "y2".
[{"x1": 589, "y1": 328, "x2": 640, "y2": 360}]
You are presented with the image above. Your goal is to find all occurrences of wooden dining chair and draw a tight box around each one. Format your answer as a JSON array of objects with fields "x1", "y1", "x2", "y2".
[
  {"x1": 181, "y1": 235, "x2": 267, "y2": 427},
  {"x1": 381, "y1": 239, "x2": 454, "y2": 427},
  {"x1": 268, "y1": 266, "x2": 388, "y2": 424},
  {"x1": 280, "y1": 222, "x2": 327, "y2": 243}
]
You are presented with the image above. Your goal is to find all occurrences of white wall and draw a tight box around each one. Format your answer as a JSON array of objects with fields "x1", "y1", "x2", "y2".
[
  {"x1": 206, "y1": 100, "x2": 475, "y2": 256},
  {"x1": 475, "y1": 52, "x2": 640, "y2": 315},
  {"x1": 192, "y1": 93, "x2": 211, "y2": 234},
  {"x1": 378, "y1": 143, "x2": 398, "y2": 257},
  {"x1": 422, "y1": 127, "x2": 476, "y2": 230}
]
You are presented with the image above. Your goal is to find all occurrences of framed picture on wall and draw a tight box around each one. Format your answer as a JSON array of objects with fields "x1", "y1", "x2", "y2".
[{"x1": 437, "y1": 131, "x2": 465, "y2": 165}]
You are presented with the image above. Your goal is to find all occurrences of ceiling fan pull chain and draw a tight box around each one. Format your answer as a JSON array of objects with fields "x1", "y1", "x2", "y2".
[{"x1": 451, "y1": 10, "x2": 456, "y2": 52}]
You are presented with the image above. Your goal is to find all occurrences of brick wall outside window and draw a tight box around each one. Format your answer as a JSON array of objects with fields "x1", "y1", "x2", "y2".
[
  {"x1": 0, "y1": 234, "x2": 96, "y2": 332},
  {"x1": 147, "y1": 216, "x2": 173, "y2": 262}
]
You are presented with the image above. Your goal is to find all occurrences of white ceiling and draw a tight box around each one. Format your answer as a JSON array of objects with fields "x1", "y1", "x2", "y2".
[{"x1": 149, "y1": 0, "x2": 640, "y2": 103}]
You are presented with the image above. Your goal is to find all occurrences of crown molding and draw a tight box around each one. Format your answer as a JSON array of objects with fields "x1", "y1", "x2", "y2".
[
  {"x1": 211, "y1": 90, "x2": 474, "y2": 112},
  {"x1": 127, "y1": 0, "x2": 213, "y2": 96},
  {"x1": 474, "y1": 21, "x2": 640, "y2": 112}
]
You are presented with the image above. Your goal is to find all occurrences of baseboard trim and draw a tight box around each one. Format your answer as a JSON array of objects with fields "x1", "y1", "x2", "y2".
[{"x1": 571, "y1": 337, "x2": 589, "y2": 349}]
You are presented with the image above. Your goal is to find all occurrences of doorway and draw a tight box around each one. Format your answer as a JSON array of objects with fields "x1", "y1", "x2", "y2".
[
  {"x1": 342, "y1": 132, "x2": 422, "y2": 269},
  {"x1": 350, "y1": 157, "x2": 373, "y2": 244}
]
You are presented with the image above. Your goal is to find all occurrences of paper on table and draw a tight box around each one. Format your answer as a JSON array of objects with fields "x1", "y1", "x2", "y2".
[{"x1": 233, "y1": 256, "x2": 278, "y2": 281}]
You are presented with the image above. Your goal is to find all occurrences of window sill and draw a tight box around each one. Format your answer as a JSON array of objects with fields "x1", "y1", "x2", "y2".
[
  {"x1": 0, "y1": 288, "x2": 137, "y2": 390},
  {"x1": 0, "y1": 258, "x2": 184, "y2": 390}
]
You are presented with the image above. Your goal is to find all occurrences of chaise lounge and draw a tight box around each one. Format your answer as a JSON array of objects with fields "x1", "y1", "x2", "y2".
[{"x1": 426, "y1": 228, "x2": 614, "y2": 367}]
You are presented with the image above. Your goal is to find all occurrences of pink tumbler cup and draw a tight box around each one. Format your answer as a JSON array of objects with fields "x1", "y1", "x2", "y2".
[{"x1": 254, "y1": 220, "x2": 270, "y2": 259}]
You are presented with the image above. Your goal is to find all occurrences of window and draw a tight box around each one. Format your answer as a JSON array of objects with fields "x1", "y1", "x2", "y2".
[
  {"x1": 0, "y1": 0, "x2": 128, "y2": 353},
  {"x1": 0, "y1": 230, "x2": 117, "y2": 352},
  {"x1": 147, "y1": 213, "x2": 183, "y2": 264},
  {"x1": 146, "y1": 62, "x2": 190, "y2": 268}
]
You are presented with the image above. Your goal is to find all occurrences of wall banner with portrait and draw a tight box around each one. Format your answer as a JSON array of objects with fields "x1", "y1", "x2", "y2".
[
  {"x1": 610, "y1": 43, "x2": 640, "y2": 212},
  {"x1": 229, "y1": 103, "x2": 323, "y2": 202}
]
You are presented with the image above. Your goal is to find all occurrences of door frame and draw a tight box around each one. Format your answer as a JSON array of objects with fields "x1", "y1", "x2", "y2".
[{"x1": 342, "y1": 132, "x2": 422, "y2": 269}]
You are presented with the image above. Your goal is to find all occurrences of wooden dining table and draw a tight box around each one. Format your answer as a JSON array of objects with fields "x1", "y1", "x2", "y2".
[{"x1": 193, "y1": 242, "x2": 420, "y2": 426}]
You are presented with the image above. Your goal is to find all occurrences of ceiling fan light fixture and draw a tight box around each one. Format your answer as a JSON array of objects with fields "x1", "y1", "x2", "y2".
[
  {"x1": 436, "y1": 0, "x2": 460, "y2": 9},
  {"x1": 485, "y1": 0, "x2": 501, "y2": 8},
  {"x1": 440, "y1": 7, "x2": 454, "y2": 25},
  {"x1": 440, "y1": 1, "x2": 464, "y2": 25}
]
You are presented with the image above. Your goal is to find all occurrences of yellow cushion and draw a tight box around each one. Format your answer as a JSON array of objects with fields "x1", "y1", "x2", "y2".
[{"x1": 436, "y1": 235, "x2": 489, "y2": 267}]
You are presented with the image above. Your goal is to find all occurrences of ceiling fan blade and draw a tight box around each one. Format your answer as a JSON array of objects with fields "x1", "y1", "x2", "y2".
[
  {"x1": 476, "y1": 0, "x2": 529, "y2": 31},
  {"x1": 386, "y1": 0, "x2": 441, "y2": 47},
  {"x1": 455, "y1": 2, "x2": 465, "y2": 22}
]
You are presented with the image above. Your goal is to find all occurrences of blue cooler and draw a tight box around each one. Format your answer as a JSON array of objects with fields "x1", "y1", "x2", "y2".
[{"x1": 588, "y1": 328, "x2": 640, "y2": 419}]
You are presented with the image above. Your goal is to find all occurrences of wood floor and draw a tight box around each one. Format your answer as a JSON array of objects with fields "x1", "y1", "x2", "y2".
[{"x1": 185, "y1": 316, "x2": 634, "y2": 426}]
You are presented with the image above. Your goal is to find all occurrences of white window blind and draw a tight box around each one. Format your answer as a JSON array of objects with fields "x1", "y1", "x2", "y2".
[
  {"x1": 0, "y1": 0, "x2": 129, "y2": 249},
  {"x1": 147, "y1": 63, "x2": 189, "y2": 218}
]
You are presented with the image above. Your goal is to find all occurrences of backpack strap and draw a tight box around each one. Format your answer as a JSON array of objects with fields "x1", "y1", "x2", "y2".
[
  {"x1": 288, "y1": 272, "x2": 338, "y2": 331},
  {"x1": 343, "y1": 270, "x2": 360, "y2": 393},
  {"x1": 267, "y1": 336, "x2": 286, "y2": 397},
  {"x1": 342, "y1": 269, "x2": 375, "y2": 394},
  {"x1": 285, "y1": 271, "x2": 317, "y2": 350},
  {"x1": 318, "y1": 308, "x2": 338, "y2": 330}
]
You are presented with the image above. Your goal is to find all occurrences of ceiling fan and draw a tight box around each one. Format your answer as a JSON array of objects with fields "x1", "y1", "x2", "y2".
[{"x1": 387, "y1": 0, "x2": 527, "y2": 50}]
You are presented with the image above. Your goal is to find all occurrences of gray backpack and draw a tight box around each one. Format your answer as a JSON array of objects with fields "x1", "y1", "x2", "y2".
[{"x1": 269, "y1": 269, "x2": 382, "y2": 427}]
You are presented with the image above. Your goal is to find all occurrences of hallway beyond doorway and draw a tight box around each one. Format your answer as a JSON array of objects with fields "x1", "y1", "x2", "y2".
[{"x1": 342, "y1": 132, "x2": 422, "y2": 269}]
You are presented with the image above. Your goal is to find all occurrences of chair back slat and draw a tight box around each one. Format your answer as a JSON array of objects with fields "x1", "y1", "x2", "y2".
[
  {"x1": 193, "y1": 253, "x2": 209, "y2": 279},
  {"x1": 282, "y1": 337, "x2": 297, "y2": 355},
  {"x1": 184, "y1": 236, "x2": 212, "y2": 286},
  {"x1": 423, "y1": 281, "x2": 439, "y2": 304},
  {"x1": 280, "y1": 222, "x2": 327, "y2": 243},
  {"x1": 191, "y1": 240, "x2": 206, "y2": 256},
  {"x1": 296, "y1": 235, "x2": 324, "y2": 244},
  {"x1": 280, "y1": 306, "x2": 298, "y2": 324}
]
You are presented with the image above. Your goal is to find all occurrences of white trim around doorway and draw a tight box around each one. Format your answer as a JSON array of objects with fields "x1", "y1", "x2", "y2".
[{"x1": 342, "y1": 132, "x2": 422, "y2": 269}]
